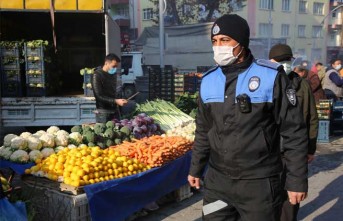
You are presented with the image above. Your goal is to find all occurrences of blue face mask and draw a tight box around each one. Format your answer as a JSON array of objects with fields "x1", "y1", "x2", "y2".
[{"x1": 108, "y1": 67, "x2": 117, "y2": 75}]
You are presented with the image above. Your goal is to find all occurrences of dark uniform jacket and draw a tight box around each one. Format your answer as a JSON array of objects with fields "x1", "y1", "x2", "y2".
[
  {"x1": 189, "y1": 52, "x2": 309, "y2": 192},
  {"x1": 91, "y1": 68, "x2": 118, "y2": 112},
  {"x1": 288, "y1": 72, "x2": 318, "y2": 155}
]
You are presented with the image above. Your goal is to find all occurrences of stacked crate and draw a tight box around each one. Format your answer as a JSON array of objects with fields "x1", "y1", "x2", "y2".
[
  {"x1": 316, "y1": 99, "x2": 332, "y2": 143},
  {"x1": 83, "y1": 74, "x2": 94, "y2": 97},
  {"x1": 0, "y1": 42, "x2": 24, "y2": 97},
  {"x1": 24, "y1": 43, "x2": 46, "y2": 96},
  {"x1": 183, "y1": 73, "x2": 198, "y2": 94},
  {"x1": 148, "y1": 65, "x2": 175, "y2": 102},
  {"x1": 174, "y1": 74, "x2": 184, "y2": 99},
  {"x1": 331, "y1": 100, "x2": 343, "y2": 134}
]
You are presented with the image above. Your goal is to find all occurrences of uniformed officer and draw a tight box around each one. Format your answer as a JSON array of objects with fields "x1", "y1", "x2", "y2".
[{"x1": 188, "y1": 14, "x2": 309, "y2": 221}]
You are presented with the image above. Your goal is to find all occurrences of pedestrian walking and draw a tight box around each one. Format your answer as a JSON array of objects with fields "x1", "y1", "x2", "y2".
[{"x1": 188, "y1": 14, "x2": 308, "y2": 221}]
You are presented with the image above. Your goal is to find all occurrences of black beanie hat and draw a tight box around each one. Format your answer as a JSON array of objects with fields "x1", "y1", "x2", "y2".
[
  {"x1": 211, "y1": 14, "x2": 250, "y2": 48},
  {"x1": 269, "y1": 44, "x2": 294, "y2": 62}
]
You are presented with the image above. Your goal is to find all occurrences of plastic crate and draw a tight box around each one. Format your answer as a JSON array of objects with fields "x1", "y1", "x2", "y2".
[
  {"x1": 26, "y1": 60, "x2": 45, "y2": 70},
  {"x1": 0, "y1": 47, "x2": 20, "y2": 57},
  {"x1": 1, "y1": 69, "x2": 22, "y2": 81},
  {"x1": 83, "y1": 74, "x2": 93, "y2": 84},
  {"x1": 174, "y1": 184, "x2": 193, "y2": 202},
  {"x1": 84, "y1": 88, "x2": 94, "y2": 97},
  {"x1": 26, "y1": 86, "x2": 46, "y2": 97},
  {"x1": 1, "y1": 81, "x2": 23, "y2": 97},
  {"x1": 24, "y1": 44, "x2": 45, "y2": 57},
  {"x1": 26, "y1": 73, "x2": 46, "y2": 84},
  {"x1": 22, "y1": 180, "x2": 91, "y2": 221},
  {"x1": 1, "y1": 59, "x2": 21, "y2": 70},
  {"x1": 317, "y1": 120, "x2": 330, "y2": 143}
]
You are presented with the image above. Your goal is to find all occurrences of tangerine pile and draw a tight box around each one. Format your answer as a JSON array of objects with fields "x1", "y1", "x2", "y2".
[{"x1": 25, "y1": 146, "x2": 150, "y2": 187}]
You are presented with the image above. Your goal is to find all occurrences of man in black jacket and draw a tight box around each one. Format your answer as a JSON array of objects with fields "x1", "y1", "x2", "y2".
[
  {"x1": 269, "y1": 44, "x2": 318, "y2": 221},
  {"x1": 188, "y1": 14, "x2": 308, "y2": 221},
  {"x1": 91, "y1": 53, "x2": 128, "y2": 123}
]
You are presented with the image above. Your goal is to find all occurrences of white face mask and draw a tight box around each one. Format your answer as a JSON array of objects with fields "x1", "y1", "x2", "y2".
[
  {"x1": 213, "y1": 43, "x2": 242, "y2": 66},
  {"x1": 334, "y1": 64, "x2": 342, "y2": 71},
  {"x1": 281, "y1": 61, "x2": 292, "y2": 74}
]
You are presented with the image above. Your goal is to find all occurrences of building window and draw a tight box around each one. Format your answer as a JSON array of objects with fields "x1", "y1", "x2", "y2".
[
  {"x1": 299, "y1": 1, "x2": 307, "y2": 13},
  {"x1": 259, "y1": 0, "x2": 274, "y2": 10},
  {"x1": 114, "y1": 6, "x2": 129, "y2": 17},
  {"x1": 281, "y1": 24, "x2": 290, "y2": 37},
  {"x1": 259, "y1": 23, "x2": 273, "y2": 37},
  {"x1": 143, "y1": 8, "x2": 153, "y2": 20},
  {"x1": 313, "y1": 2, "x2": 324, "y2": 15},
  {"x1": 298, "y1": 25, "x2": 306, "y2": 37},
  {"x1": 282, "y1": 0, "x2": 291, "y2": 11},
  {"x1": 312, "y1": 26, "x2": 322, "y2": 38}
]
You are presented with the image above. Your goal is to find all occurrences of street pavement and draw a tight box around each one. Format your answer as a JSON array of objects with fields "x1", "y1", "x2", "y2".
[{"x1": 134, "y1": 137, "x2": 343, "y2": 221}]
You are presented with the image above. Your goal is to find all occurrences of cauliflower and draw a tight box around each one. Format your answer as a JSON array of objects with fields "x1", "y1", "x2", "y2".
[
  {"x1": 11, "y1": 137, "x2": 28, "y2": 150},
  {"x1": 32, "y1": 130, "x2": 47, "y2": 138},
  {"x1": 69, "y1": 132, "x2": 82, "y2": 145},
  {"x1": 78, "y1": 144, "x2": 88, "y2": 148},
  {"x1": 10, "y1": 150, "x2": 29, "y2": 163},
  {"x1": 0, "y1": 147, "x2": 13, "y2": 160},
  {"x1": 54, "y1": 146, "x2": 65, "y2": 153},
  {"x1": 39, "y1": 133, "x2": 55, "y2": 148},
  {"x1": 4, "y1": 134, "x2": 18, "y2": 147},
  {"x1": 67, "y1": 144, "x2": 77, "y2": 149},
  {"x1": 27, "y1": 136, "x2": 42, "y2": 150},
  {"x1": 55, "y1": 135, "x2": 68, "y2": 147},
  {"x1": 41, "y1": 148, "x2": 55, "y2": 158},
  {"x1": 47, "y1": 126, "x2": 60, "y2": 135},
  {"x1": 20, "y1": 132, "x2": 32, "y2": 139},
  {"x1": 56, "y1": 130, "x2": 69, "y2": 137},
  {"x1": 29, "y1": 150, "x2": 43, "y2": 162}
]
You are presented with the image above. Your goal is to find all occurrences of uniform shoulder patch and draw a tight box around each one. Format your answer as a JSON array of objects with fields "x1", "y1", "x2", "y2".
[
  {"x1": 286, "y1": 88, "x2": 297, "y2": 106},
  {"x1": 255, "y1": 59, "x2": 283, "y2": 71},
  {"x1": 202, "y1": 65, "x2": 219, "y2": 78}
]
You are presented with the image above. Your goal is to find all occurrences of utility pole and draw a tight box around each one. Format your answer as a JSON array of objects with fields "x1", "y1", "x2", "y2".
[
  {"x1": 267, "y1": 6, "x2": 272, "y2": 57},
  {"x1": 159, "y1": 0, "x2": 165, "y2": 69}
]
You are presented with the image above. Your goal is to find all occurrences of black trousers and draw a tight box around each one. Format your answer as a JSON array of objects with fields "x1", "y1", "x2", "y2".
[
  {"x1": 280, "y1": 158, "x2": 300, "y2": 221},
  {"x1": 203, "y1": 167, "x2": 282, "y2": 221},
  {"x1": 95, "y1": 112, "x2": 118, "y2": 123}
]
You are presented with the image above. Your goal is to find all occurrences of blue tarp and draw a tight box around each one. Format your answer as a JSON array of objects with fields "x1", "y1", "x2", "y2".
[
  {"x1": 0, "y1": 160, "x2": 34, "y2": 175},
  {"x1": 84, "y1": 151, "x2": 192, "y2": 221},
  {"x1": 0, "y1": 198, "x2": 27, "y2": 221}
]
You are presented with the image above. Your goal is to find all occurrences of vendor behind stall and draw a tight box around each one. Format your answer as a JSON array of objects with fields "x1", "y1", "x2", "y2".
[{"x1": 91, "y1": 54, "x2": 128, "y2": 123}]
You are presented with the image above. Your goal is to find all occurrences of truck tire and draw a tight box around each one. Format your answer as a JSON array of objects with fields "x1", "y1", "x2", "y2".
[{"x1": 123, "y1": 85, "x2": 136, "y2": 99}]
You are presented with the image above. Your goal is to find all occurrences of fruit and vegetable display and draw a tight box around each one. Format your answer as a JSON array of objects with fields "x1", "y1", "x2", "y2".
[
  {"x1": 25, "y1": 145, "x2": 150, "y2": 187},
  {"x1": 25, "y1": 40, "x2": 49, "y2": 48},
  {"x1": 1, "y1": 99, "x2": 196, "y2": 189},
  {"x1": 0, "y1": 126, "x2": 80, "y2": 163},
  {"x1": 111, "y1": 135, "x2": 193, "y2": 167},
  {"x1": 136, "y1": 99, "x2": 194, "y2": 132},
  {"x1": 70, "y1": 113, "x2": 164, "y2": 149}
]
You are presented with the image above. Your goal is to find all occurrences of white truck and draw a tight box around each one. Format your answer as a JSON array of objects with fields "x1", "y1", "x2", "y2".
[{"x1": 120, "y1": 52, "x2": 144, "y2": 98}]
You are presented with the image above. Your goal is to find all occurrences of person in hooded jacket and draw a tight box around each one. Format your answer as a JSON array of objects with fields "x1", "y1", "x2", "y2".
[
  {"x1": 323, "y1": 58, "x2": 343, "y2": 101},
  {"x1": 269, "y1": 44, "x2": 318, "y2": 221},
  {"x1": 188, "y1": 14, "x2": 308, "y2": 221},
  {"x1": 91, "y1": 53, "x2": 128, "y2": 123}
]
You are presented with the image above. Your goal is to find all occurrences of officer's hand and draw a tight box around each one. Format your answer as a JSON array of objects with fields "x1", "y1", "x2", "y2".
[
  {"x1": 307, "y1": 154, "x2": 315, "y2": 163},
  {"x1": 188, "y1": 175, "x2": 200, "y2": 189},
  {"x1": 287, "y1": 191, "x2": 307, "y2": 205},
  {"x1": 115, "y1": 99, "x2": 128, "y2": 106}
]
